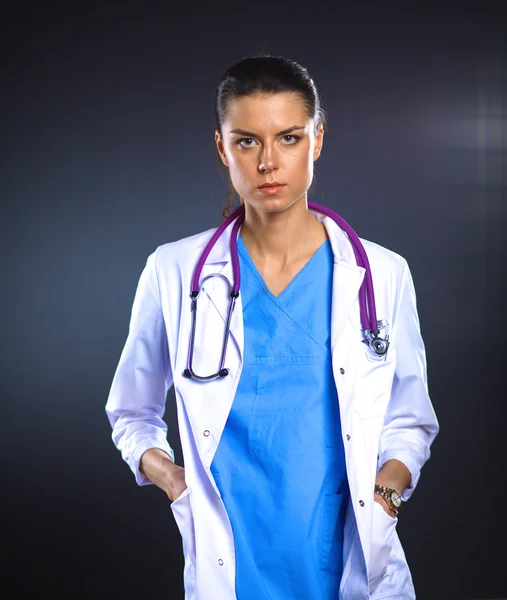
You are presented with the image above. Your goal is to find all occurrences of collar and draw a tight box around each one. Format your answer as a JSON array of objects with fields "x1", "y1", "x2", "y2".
[{"x1": 204, "y1": 207, "x2": 359, "y2": 268}]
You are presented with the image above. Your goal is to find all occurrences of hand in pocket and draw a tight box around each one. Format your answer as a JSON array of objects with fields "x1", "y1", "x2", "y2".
[
  {"x1": 368, "y1": 500, "x2": 397, "y2": 591},
  {"x1": 166, "y1": 464, "x2": 187, "y2": 503}
]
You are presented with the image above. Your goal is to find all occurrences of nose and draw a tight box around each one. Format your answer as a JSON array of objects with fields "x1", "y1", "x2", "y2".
[{"x1": 258, "y1": 141, "x2": 278, "y2": 173}]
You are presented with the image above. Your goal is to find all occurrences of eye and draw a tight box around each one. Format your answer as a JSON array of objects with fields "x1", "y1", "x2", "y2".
[
  {"x1": 236, "y1": 138, "x2": 256, "y2": 149},
  {"x1": 281, "y1": 135, "x2": 300, "y2": 145}
]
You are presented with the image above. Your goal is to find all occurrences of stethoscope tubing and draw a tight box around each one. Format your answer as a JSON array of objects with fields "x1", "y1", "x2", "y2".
[
  {"x1": 184, "y1": 202, "x2": 388, "y2": 380},
  {"x1": 190, "y1": 202, "x2": 378, "y2": 332}
]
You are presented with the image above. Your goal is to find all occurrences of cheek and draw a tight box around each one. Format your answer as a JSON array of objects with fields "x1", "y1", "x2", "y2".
[
  {"x1": 289, "y1": 139, "x2": 314, "y2": 167},
  {"x1": 291, "y1": 148, "x2": 314, "y2": 178},
  {"x1": 228, "y1": 163, "x2": 250, "y2": 192},
  {"x1": 228, "y1": 153, "x2": 253, "y2": 184},
  {"x1": 225, "y1": 146, "x2": 243, "y2": 170}
]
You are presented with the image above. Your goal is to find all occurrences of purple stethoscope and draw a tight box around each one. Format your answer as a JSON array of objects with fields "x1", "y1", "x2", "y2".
[{"x1": 183, "y1": 201, "x2": 389, "y2": 381}]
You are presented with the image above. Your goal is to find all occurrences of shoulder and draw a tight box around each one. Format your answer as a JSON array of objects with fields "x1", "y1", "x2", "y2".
[
  {"x1": 359, "y1": 236, "x2": 408, "y2": 276},
  {"x1": 357, "y1": 237, "x2": 413, "y2": 305},
  {"x1": 147, "y1": 226, "x2": 219, "y2": 271}
]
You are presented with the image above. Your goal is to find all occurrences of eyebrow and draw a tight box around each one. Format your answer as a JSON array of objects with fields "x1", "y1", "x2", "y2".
[{"x1": 229, "y1": 125, "x2": 305, "y2": 137}]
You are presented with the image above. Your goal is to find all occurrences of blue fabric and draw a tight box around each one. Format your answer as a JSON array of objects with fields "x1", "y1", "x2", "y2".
[{"x1": 211, "y1": 234, "x2": 349, "y2": 600}]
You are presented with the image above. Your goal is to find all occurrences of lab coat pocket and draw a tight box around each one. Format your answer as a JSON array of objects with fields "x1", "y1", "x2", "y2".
[
  {"x1": 353, "y1": 339, "x2": 397, "y2": 419},
  {"x1": 368, "y1": 501, "x2": 397, "y2": 593},
  {"x1": 170, "y1": 487, "x2": 197, "y2": 578},
  {"x1": 320, "y1": 492, "x2": 344, "y2": 573},
  {"x1": 171, "y1": 485, "x2": 190, "y2": 506}
]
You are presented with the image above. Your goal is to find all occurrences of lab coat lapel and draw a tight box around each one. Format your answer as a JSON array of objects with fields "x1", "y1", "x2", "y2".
[
  {"x1": 330, "y1": 260, "x2": 365, "y2": 349},
  {"x1": 179, "y1": 221, "x2": 244, "y2": 480},
  {"x1": 315, "y1": 212, "x2": 366, "y2": 350}
]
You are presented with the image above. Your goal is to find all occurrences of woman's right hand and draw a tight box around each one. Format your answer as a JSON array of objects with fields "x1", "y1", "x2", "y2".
[
  {"x1": 166, "y1": 463, "x2": 187, "y2": 502},
  {"x1": 139, "y1": 448, "x2": 187, "y2": 501}
]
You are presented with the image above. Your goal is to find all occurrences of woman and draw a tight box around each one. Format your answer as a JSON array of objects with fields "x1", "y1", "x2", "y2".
[{"x1": 105, "y1": 55, "x2": 439, "y2": 600}]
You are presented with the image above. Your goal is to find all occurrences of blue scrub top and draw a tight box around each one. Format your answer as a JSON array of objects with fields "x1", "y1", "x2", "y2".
[{"x1": 211, "y1": 234, "x2": 349, "y2": 600}]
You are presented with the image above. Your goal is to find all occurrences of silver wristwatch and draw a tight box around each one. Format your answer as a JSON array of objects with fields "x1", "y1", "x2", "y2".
[{"x1": 374, "y1": 484, "x2": 402, "y2": 514}]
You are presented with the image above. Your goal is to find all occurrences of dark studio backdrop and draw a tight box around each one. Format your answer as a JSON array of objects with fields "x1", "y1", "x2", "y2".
[{"x1": 2, "y1": 2, "x2": 506, "y2": 599}]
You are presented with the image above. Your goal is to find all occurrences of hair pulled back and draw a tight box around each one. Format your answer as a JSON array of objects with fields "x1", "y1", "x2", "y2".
[{"x1": 215, "y1": 55, "x2": 326, "y2": 219}]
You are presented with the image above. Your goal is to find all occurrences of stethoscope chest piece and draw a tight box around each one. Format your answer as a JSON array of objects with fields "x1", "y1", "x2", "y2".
[
  {"x1": 370, "y1": 334, "x2": 390, "y2": 357},
  {"x1": 363, "y1": 322, "x2": 390, "y2": 359}
]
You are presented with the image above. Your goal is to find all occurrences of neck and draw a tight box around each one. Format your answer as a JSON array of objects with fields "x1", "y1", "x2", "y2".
[{"x1": 240, "y1": 196, "x2": 327, "y2": 267}]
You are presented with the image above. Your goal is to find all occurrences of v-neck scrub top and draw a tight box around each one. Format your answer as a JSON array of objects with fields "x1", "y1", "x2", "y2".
[{"x1": 210, "y1": 234, "x2": 349, "y2": 600}]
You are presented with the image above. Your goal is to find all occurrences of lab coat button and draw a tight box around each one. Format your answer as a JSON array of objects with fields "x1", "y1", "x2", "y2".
[
  {"x1": 346, "y1": 434, "x2": 351, "y2": 440},
  {"x1": 203, "y1": 430, "x2": 210, "y2": 437},
  {"x1": 359, "y1": 499, "x2": 365, "y2": 507},
  {"x1": 340, "y1": 368, "x2": 345, "y2": 374},
  {"x1": 218, "y1": 558, "x2": 224, "y2": 566}
]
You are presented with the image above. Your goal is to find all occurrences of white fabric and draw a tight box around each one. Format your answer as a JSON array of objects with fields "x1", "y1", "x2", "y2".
[{"x1": 105, "y1": 210, "x2": 439, "y2": 599}]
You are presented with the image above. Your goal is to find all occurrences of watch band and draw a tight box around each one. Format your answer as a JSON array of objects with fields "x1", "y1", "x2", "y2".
[{"x1": 374, "y1": 484, "x2": 402, "y2": 514}]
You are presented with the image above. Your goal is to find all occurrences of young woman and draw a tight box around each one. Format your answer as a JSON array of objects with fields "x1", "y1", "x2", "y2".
[{"x1": 105, "y1": 55, "x2": 439, "y2": 600}]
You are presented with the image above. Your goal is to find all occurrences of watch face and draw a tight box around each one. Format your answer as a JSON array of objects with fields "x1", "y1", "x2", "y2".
[{"x1": 391, "y1": 491, "x2": 402, "y2": 508}]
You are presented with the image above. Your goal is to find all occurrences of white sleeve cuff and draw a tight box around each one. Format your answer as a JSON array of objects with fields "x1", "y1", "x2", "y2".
[{"x1": 377, "y1": 451, "x2": 421, "y2": 502}]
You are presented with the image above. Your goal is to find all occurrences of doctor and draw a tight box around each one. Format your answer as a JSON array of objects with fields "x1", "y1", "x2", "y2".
[{"x1": 105, "y1": 55, "x2": 439, "y2": 599}]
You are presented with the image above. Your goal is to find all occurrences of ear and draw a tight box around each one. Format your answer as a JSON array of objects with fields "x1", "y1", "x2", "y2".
[
  {"x1": 215, "y1": 130, "x2": 229, "y2": 167},
  {"x1": 313, "y1": 123, "x2": 324, "y2": 161}
]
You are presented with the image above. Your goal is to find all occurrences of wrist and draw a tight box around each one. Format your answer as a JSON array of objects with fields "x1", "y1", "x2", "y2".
[
  {"x1": 374, "y1": 484, "x2": 402, "y2": 514},
  {"x1": 373, "y1": 493, "x2": 397, "y2": 517},
  {"x1": 139, "y1": 448, "x2": 177, "y2": 492}
]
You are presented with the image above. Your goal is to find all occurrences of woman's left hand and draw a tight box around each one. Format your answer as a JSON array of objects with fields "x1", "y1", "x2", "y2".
[{"x1": 373, "y1": 492, "x2": 397, "y2": 518}]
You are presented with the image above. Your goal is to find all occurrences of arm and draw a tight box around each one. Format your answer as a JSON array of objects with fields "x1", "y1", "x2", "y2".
[
  {"x1": 139, "y1": 448, "x2": 186, "y2": 501},
  {"x1": 376, "y1": 258, "x2": 440, "y2": 504},
  {"x1": 105, "y1": 248, "x2": 176, "y2": 486}
]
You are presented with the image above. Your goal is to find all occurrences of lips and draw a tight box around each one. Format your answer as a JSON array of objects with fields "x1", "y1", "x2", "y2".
[
  {"x1": 258, "y1": 182, "x2": 284, "y2": 188},
  {"x1": 259, "y1": 181, "x2": 284, "y2": 187},
  {"x1": 257, "y1": 183, "x2": 286, "y2": 195}
]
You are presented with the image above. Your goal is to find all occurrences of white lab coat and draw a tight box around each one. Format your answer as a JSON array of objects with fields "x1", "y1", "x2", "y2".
[{"x1": 105, "y1": 209, "x2": 439, "y2": 599}]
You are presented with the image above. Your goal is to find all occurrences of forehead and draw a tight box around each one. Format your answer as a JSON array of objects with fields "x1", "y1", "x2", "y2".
[{"x1": 223, "y1": 93, "x2": 310, "y2": 131}]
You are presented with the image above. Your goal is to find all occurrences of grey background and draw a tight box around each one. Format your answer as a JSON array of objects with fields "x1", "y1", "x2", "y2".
[{"x1": 2, "y1": 2, "x2": 506, "y2": 599}]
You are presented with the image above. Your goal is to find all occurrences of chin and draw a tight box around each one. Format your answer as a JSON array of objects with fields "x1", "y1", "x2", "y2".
[{"x1": 246, "y1": 196, "x2": 291, "y2": 211}]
